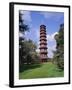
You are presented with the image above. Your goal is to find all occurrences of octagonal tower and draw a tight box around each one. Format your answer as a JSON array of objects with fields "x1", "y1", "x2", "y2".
[{"x1": 39, "y1": 25, "x2": 48, "y2": 62}]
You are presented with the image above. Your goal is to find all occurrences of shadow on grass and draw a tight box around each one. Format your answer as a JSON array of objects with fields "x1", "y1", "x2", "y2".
[{"x1": 19, "y1": 63, "x2": 42, "y2": 73}]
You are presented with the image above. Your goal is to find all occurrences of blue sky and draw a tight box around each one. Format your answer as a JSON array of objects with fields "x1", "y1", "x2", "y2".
[{"x1": 20, "y1": 10, "x2": 64, "y2": 58}]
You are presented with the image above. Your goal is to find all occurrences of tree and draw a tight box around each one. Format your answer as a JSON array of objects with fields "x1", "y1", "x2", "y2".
[
  {"x1": 22, "y1": 39, "x2": 40, "y2": 64},
  {"x1": 19, "y1": 11, "x2": 29, "y2": 66},
  {"x1": 54, "y1": 24, "x2": 64, "y2": 70},
  {"x1": 19, "y1": 11, "x2": 39, "y2": 67},
  {"x1": 19, "y1": 11, "x2": 29, "y2": 32}
]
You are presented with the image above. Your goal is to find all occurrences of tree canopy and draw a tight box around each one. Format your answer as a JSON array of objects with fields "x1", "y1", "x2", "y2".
[
  {"x1": 19, "y1": 11, "x2": 40, "y2": 72},
  {"x1": 54, "y1": 24, "x2": 64, "y2": 70}
]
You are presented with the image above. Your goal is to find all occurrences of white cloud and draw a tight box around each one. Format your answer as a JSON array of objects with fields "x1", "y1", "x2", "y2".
[
  {"x1": 20, "y1": 11, "x2": 32, "y2": 23},
  {"x1": 20, "y1": 11, "x2": 33, "y2": 29},
  {"x1": 52, "y1": 32, "x2": 59, "y2": 37},
  {"x1": 48, "y1": 44, "x2": 56, "y2": 51},
  {"x1": 48, "y1": 44, "x2": 56, "y2": 58},
  {"x1": 36, "y1": 48, "x2": 40, "y2": 53},
  {"x1": 47, "y1": 32, "x2": 58, "y2": 41},
  {"x1": 24, "y1": 28, "x2": 40, "y2": 46},
  {"x1": 35, "y1": 30, "x2": 40, "y2": 53},
  {"x1": 47, "y1": 32, "x2": 58, "y2": 58},
  {"x1": 48, "y1": 50, "x2": 53, "y2": 58}
]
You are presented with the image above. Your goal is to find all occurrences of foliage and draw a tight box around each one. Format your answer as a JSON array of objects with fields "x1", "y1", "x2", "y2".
[
  {"x1": 54, "y1": 24, "x2": 64, "y2": 70},
  {"x1": 19, "y1": 11, "x2": 40, "y2": 72},
  {"x1": 19, "y1": 11, "x2": 29, "y2": 67},
  {"x1": 19, "y1": 11, "x2": 29, "y2": 32},
  {"x1": 21, "y1": 39, "x2": 40, "y2": 64}
]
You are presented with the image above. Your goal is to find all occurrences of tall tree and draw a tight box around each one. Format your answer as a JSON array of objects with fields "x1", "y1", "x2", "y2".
[
  {"x1": 19, "y1": 11, "x2": 29, "y2": 66},
  {"x1": 19, "y1": 11, "x2": 39, "y2": 65},
  {"x1": 54, "y1": 24, "x2": 64, "y2": 70}
]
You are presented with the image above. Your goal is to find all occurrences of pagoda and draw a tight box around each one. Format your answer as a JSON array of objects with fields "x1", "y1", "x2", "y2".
[{"x1": 39, "y1": 25, "x2": 48, "y2": 62}]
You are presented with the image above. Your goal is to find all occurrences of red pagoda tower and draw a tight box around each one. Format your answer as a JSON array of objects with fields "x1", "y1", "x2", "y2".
[{"x1": 39, "y1": 25, "x2": 48, "y2": 62}]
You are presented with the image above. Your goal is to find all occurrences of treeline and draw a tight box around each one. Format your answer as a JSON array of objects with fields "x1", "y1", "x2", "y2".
[
  {"x1": 53, "y1": 24, "x2": 64, "y2": 70},
  {"x1": 19, "y1": 11, "x2": 40, "y2": 71}
]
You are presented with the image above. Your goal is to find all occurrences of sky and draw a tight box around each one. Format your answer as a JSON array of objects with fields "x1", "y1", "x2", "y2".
[{"x1": 20, "y1": 10, "x2": 64, "y2": 58}]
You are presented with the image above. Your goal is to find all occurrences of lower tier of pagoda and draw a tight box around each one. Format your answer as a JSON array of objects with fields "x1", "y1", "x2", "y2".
[
  {"x1": 40, "y1": 56, "x2": 48, "y2": 61},
  {"x1": 39, "y1": 46, "x2": 47, "y2": 49},
  {"x1": 40, "y1": 52, "x2": 47, "y2": 54},
  {"x1": 40, "y1": 50, "x2": 47, "y2": 53}
]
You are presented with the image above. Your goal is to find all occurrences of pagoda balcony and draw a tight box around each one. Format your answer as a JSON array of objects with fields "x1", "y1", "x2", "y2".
[
  {"x1": 39, "y1": 45, "x2": 47, "y2": 49},
  {"x1": 40, "y1": 34, "x2": 46, "y2": 38},
  {"x1": 40, "y1": 49, "x2": 47, "y2": 52},
  {"x1": 40, "y1": 56, "x2": 48, "y2": 59},
  {"x1": 40, "y1": 31, "x2": 46, "y2": 34},
  {"x1": 40, "y1": 37, "x2": 47, "y2": 41},
  {"x1": 40, "y1": 41, "x2": 47, "y2": 43},
  {"x1": 40, "y1": 42, "x2": 47, "y2": 45},
  {"x1": 40, "y1": 29, "x2": 46, "y2": 32},
  {"x1": 40, "y1": 50, "x2": 47, "y2": 53},
  {"x1": 40, "y1": 45, "x2": 47, "y2": 47}
]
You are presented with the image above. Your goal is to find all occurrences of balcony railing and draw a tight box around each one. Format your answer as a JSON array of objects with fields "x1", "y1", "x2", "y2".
[
  {"x1": 40, "y1": 49, "x2": 47, "y2": 52},
  {"x1": 40, "y1": 31, "x2": 46, "y2": 34},
  {"x1": 40, "y1": 41, "x2": 47, "y2": 45},
  {"x1": 40, "y1": 41, "x2": 46, "y2": 43},
  {"x1": 40, "y1": 34, "x2": 46, "y2": 38},
  {"x1": 40, "y1": 45, "x2": 47, "y2": 47},
  {"x1": 40, "y1": 29, "x2": 46, "y2": 31},
  {"x1": 39, "y1": 45, "x2": 47, "y2": 49},
  {"x1": 40, "y1": 37, "x2": 47, "y2": 41},
  {"x1": 40, "y1": 56, "x2": 48, "y2": 59},
  {"x1": 40, "y1": 50, "x2": 47, "y2": 53}
]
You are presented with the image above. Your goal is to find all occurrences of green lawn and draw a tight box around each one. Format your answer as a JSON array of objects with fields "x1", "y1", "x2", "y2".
[{"x1": 19, "y1": 62, "x2": 64, "y2": 79}]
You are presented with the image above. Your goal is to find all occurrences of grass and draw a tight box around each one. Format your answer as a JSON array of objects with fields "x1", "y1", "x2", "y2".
[{"x1": 19, "y1": 62, "x2": 64, "y2": 79}]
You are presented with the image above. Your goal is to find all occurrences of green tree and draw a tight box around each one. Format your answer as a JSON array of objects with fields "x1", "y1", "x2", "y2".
[
  {"x1": 19, "y1": 11, "x2": 29, "y2": 66},
  {"x1": 54, "y1": 24, "x2": 64, "y2": 70},
  {"x1": 19, "y1": 11, "x2": 40, "y2": 72},
  {"x1": 22, "y1": 39, "x2": 39, "y2": 64}
]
